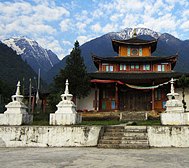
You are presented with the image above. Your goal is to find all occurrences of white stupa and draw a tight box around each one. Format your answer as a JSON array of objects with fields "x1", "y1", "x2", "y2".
[
  {"x1": 0, "y1": 81, "x2": 33, "y2": 125},
  {"x1": 49, "y1": 79, "x2": 82, "y2": 125},
  {"x1": 161, "y1": 78, "x2": 189, "y2": 125}
]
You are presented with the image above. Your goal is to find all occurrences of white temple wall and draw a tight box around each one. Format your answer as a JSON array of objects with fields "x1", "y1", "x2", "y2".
[
  {"x1": 76, "y1": 88, "x2": 99, "y2": 111},
  {"x1": 175, "y1": 87, "x2": 189, "y2": 112}
]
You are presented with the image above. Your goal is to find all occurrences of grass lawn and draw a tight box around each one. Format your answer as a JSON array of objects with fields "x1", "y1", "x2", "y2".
[
  {"x1": 30, "y1": 107, "x2": 161, "y2": 126},
  {"x1": 80, "y1": 120, "x2": 161, "y2": 126},
  {"x1": 31, "y1": 112, "x2": 161, "y2": 126}
]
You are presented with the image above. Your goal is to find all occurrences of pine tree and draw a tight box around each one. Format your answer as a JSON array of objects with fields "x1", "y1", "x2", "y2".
[
  {"x1": 49, "y1": 40, "x2": 91, "y2": 107},
  {"x1": 64, "y1": 40, "x2": 91, "y2": 99}
]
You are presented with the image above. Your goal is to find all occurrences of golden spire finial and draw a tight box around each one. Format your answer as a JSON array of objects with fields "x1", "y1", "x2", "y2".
[{"x1": 134, "y1": 28, "x2": 137, "y2": 38}]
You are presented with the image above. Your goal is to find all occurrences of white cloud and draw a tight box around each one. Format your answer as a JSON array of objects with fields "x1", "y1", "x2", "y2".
[
  {"x1": 171, "y1": 31, "x2": 179, "y2": 38},
  {"x1": 165, "y1": 0, "x2": 188, "y2": 6},
  {"x1": 110, "y1": 13, "x2": 123, "y2": 22},
  {"x1": 77, "y1": 36, "x2": 89, "y2": 45},
  {"x1": 91, "y1": 9, "x2": 104, "y2": 19},
  {"x1": 182, "y1": 9, "x2": 189, "y2": 20},
  {"x1": 76, "y1": 22, "x2": 87, "y2": 33},
  {"x1": 141, "y1": 13, "x2": 178, "y2": 32},
  {"x1": 116, "y1": 0, "x2": 145, "y2": 13},
  {"x1": 33, "y1": 5, "x2": 70, "y2": 22},
  {"x1": 121, "y1": 14, "x2": 139, "y2": 29},
  {"x1": 1, "y1": 0, "x2": 189, "y2": 59},
  {"x1": 91, "y1": 23, "x2": 102, "y2": 33},
  {"x1": 59, "y1": 19, "x2": 71, "y2": 32},
  {"x1": 101, "y1": 0, "x2": 145, "y2": 14},
  {"x1": 180, "y1": 21, "x2": 189, "y2": 30},
  {"x1": 62, "y1": 40, "x2": 72, "y2": 46},
  {"x1": 75, "y1": 10, "x2": 93, "y2": 27},
  {"x1": 29, "y1": 24, "x2": 57, "y2": 34},
  {"x1": 102, "y1": 23, "x2": 118, "y2": 33}
]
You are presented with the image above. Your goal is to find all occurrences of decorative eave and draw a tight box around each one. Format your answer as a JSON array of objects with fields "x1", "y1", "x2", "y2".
[
  {"x1": 111, "y1": 37, "x2": 158, "y2": 54},
  {"x1": 91, "y1": 52, "x2": 179, "y2": 70},
  {"x1": 88, "y1": 71, "x2": 188, "y2": 85}
]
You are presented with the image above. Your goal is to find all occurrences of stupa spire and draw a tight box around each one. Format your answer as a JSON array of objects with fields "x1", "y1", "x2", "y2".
[
  {"x1": 133, "y1": 28, "x2": 137, "y2": 38},
  {"x1": 15, "y1": 81, "x2": 21, "y2": 96}
]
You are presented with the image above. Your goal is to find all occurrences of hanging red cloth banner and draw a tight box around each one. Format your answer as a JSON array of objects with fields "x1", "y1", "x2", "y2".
[
  {"x1": 91, "y1": 79, "x2": 178, "y2": 90},
  {"x1": 91, "y1": 79, "x2": 124, "y2": 85}
]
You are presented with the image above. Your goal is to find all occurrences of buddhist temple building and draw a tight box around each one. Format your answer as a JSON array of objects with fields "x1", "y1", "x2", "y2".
[{"x1": 76, "y1": 29, "x2": 187, "y2": 112}]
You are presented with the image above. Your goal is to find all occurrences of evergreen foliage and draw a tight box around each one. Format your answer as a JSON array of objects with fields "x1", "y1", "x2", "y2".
[
  {"x1": 0, "y1": 78, "x2": 14, "y2": 111},
  {"x1": 177, "y1": 74, "x2": 189, "y2": 111},
  {"x1": 49, "y1": 41, "x2": 91, "y2": 108}
]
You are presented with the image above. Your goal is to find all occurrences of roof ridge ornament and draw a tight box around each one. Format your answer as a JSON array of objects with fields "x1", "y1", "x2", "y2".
[{"x1": 133, "y1": 28, "x2": 137, "y2": 38}]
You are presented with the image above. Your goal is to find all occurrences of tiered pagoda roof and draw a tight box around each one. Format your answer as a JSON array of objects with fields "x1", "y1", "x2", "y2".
[
  {"x1": 88, "y1": 71, "x2": 187, "y2": 85},
  {"x1": 91, "y1": 52, "x2": 178, "y2": 70},
  {"x1": 111, "y1": 37, "x2": 158, "y2": 53}
]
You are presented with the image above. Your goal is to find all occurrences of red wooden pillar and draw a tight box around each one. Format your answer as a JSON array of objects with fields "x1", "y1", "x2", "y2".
[
  {"x1": 43, "y1": 97, "x2": 47, "y2": 113},
  {"x1": 115, "y1": 83, "x2": 119, "y2": 111},
  {"x1": 41, "y1": 99, "x2": 44, "y2": 113},
  {"x1": 99, "y1": 62, "x2": 102, "y2": 71},
  {"x1": 116, "y1": 63, "x2": 119, "y2": 72},
  {"x1": 94, "y1": 83, "x2": 97, "y2": 111},
  {"x1": 152, "y1": 81, "x2": 155, "y2": 112}
]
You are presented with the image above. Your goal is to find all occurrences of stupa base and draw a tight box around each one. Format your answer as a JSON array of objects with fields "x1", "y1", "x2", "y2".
[
  {"x1": 49, "y1": 113, "x2": 82, "y2": 125},
  {"x1": 0, "y1": 113, "x2": 33, "y2": 125}
]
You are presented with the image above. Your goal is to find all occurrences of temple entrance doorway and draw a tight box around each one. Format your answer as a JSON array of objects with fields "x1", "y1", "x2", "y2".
[{"x1": 119, "y1": 89, "x2": 151, "y2": 111}]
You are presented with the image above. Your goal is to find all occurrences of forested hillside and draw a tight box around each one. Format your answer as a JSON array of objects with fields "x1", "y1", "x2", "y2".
[{"x1": 0, "y1": 43, "x2": 47, "y2": 90}]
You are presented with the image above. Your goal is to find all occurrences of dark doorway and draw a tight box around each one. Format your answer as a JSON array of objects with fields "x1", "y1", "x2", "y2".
[{"x1": 119, "y1": 89, "x2": 151, "y2": 111}]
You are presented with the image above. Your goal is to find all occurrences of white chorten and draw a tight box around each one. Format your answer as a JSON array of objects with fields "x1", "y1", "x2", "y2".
[
  {"x1": 161, "y1": 78, "x2": 189, "y2": 125},
  {"x1": 0, "y1": 81, "x2": 33, "y2": 125},
  {"x1": 49, "y1": 79, "x2": 82, "y2": 125}
]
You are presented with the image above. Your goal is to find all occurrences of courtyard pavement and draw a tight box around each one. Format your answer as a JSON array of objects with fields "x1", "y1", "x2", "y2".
[{"x1": 0, "y1": 147, "x2": 189, "y2": 168}]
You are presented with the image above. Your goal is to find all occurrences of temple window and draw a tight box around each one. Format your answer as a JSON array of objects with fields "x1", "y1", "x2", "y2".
[
  {"x1": 130, "y1": 63, "x2": 139, "y2": 70},
  {"x1": 143, "y1": 63, "x2": 150, "y2": 71},
  {"x1": 158, "y1": 64, "x2": 165, "y2": 71},
  {"x1": 102, "y1": 63, "x2": 115, "y2": 72},
  {"x1": 128, "y1": 46, "x2": 142, "y2": 56},
  {"x1": 120, "y1": 63, "x2": 127, "y2": 71}
]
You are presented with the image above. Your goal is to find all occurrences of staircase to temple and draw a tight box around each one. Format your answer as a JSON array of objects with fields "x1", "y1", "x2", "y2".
[{"x1": 97, "y1": 126, "x2": 149, "y2": 149}]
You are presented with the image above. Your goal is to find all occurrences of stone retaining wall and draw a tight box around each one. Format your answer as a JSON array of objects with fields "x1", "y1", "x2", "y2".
[
  {"x1": 147, "y1": 126, "x2": 189, "y2": 147},
  {"x1": 1, "y1": 125, "x2": 189, "y2": 148},
  {"x1": 0, "y1": 126, "x2": 102, "y2": 147}
]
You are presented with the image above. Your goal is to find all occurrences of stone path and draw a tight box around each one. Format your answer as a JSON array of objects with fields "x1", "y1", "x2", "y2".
[{"x1": 0, "y1": 147, "x2": 189, "y2": 168}]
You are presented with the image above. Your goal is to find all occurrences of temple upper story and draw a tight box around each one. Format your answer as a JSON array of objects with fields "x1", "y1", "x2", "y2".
[
  {"x1": 91, "y1": 29, "x2": 178, "y2": 73},
  {"x1": 111, "y1": 38, "x2": 158, "y2": 57},
  {"x1": 111, "y1": 29, "x2": 158, "y2": 57},
  {"x1": 91, "y1": 53, "x2": 178, "y2": 73}
]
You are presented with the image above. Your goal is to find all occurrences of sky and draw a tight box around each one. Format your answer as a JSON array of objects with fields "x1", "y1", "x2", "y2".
[{"x1": 0, "y1": 0, "x2": 189, "y2": 60}]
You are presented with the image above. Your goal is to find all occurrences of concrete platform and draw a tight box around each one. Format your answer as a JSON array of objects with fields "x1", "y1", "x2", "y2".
[{"x1": 0, "y1": 147, "x2": 189, "y2": 168}]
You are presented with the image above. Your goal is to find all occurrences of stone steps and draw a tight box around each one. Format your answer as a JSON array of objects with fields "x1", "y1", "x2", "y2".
[
  {"x1": 119, "y1": 143, "x2": 149, "y2": 149},
  {"x1": 97, "y1": 126, "x2": 149, "y2": 149},
  {"x1": 120, "y1": 111, "x2": 148, "y2": 121}
]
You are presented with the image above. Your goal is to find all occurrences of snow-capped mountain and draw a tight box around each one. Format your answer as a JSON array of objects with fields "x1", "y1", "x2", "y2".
[
  {"x1": 2, "y1": 36, "x2": 60, "y2": 76},
  {"x1": 108, "y1": 28, "x2": 161, "y2": 40}
]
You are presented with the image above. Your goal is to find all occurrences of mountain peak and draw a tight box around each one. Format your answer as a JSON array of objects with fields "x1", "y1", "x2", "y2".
[
  {"x1": 2, "y1": 36, "x2": 60, "y2": 76},
  {"x1": 112, "y1": 28, "x2": 161, "y2": 40}
]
